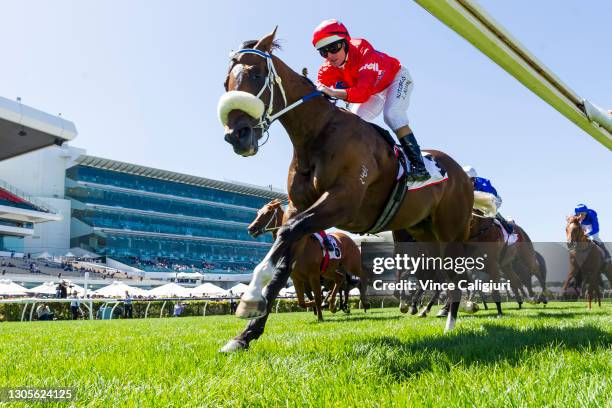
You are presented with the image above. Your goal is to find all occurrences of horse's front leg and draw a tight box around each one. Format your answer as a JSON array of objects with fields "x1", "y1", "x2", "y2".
[{"x1": 220, "y1": 189, "x2": 353, "y2": 352}]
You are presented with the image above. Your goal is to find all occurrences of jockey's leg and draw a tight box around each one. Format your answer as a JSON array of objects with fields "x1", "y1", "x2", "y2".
[
  {"x1": 495, "y1": 212, "x2": 514, "y2": 234},
  {"x1": 383, "y1": 66, "x2": 429, "y2": 182},
  {"x1": 591, "y1": 234, "x2": 610, "y2": 261}
]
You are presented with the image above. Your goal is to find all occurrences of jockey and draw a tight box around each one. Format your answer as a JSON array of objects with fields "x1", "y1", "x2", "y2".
[
  {"x1": 312, "y1": 19, "x2": 429, "y2": 182},
  {"x1": 574, "y1": 204, "x2": 610, "y2": 261},
  {"x1": 463, "y1": 165, "x2": 513, "y2": 234}
]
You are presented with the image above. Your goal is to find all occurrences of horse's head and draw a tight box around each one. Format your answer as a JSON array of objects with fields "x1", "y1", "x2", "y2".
[
  {"x1": 248, "y1": 199, "x2": 283, "y2": 237},
  {"x1": 566, "y1": 215, "x2": 586, "y2": 250},
  {"x1": 219, "y1": 28, "x2": 282, "y2": 157}
]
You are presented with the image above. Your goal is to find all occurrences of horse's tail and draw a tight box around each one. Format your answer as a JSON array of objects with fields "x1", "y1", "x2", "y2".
[
  {"x1": 473, "y1": 191, "x2": 497, "y2": 217},
  {"x1": 534, "y1": 251, "x2": 547, "y2": 290}
]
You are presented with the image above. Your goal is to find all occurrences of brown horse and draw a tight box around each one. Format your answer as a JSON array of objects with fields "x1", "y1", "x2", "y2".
[
  {"x1": 219, "y1": 29, "x2": 473, "y2": 352},
  {"x1": 563, "y1": 216, "x2": 606, "y2": 308},
  {"x1": 247, "y1": 199, "x2": 367, "y2": 321},
  {"x1": 509, "y1": 225, "x2": 548, "y2": 305}
]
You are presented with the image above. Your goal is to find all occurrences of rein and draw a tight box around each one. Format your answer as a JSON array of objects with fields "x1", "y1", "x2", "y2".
[
  {"x1": 566, "y1": 222, "x2": 592, "y2": 253},
  {"x1": 231, "y1": 49, "x2": 323, "y2": 144}
]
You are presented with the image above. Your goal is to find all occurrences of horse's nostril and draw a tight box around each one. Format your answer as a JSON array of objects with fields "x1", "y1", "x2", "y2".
[{"x1": 238, "y1": 127, "x2": 251, "y2": 140}]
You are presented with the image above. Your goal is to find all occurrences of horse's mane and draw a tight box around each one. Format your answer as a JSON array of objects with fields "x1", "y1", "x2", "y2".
[{"x1": 240, "y1": 39, "x2": 282, "y2": 51}]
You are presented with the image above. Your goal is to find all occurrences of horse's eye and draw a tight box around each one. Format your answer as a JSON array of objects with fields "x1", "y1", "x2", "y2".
[{"x1": 249, "y1": 69, "x2": 264, "y2": 80}]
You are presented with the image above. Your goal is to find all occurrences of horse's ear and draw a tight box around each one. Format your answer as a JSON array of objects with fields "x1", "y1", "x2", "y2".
[{"x1": 255, "y1": 26, "x2": 278, "y2": 53}]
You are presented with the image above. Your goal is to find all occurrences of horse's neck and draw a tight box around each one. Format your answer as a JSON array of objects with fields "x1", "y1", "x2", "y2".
[{"x1": 272, "y1": 57, "x2": 335, "y2": 147}]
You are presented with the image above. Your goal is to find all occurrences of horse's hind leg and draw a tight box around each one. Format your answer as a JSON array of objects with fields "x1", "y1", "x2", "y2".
[
  {"x1": 309, "y1": 274, "x2": 324, "y2": 321},
  {"x1": 420, "y1": 290, "x2": 441, "y2": 318},
  {"x1": 480, "y1": 291, "x2": 489, "y2": 310}
]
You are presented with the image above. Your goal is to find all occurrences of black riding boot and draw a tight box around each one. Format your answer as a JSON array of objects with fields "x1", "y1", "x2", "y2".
[
  {"x1": 495, "y1": 213, "x2": 513, "y2": 234},
  {"x1": 399, "y1": 133, "x2": 429, "y2": 182},
  {"x1": 593, "y1": 240, "x2": 611, "y2": 262}
]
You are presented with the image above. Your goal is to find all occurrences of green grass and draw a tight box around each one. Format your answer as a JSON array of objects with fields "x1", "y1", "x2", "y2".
[{"x1": 1, "y1": 302, "x2": 610, "y2": 407}]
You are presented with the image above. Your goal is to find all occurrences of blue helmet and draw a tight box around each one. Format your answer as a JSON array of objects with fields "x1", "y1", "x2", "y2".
[{"x1": 574, "y1": 203, "x2": 588, "y2": 215}]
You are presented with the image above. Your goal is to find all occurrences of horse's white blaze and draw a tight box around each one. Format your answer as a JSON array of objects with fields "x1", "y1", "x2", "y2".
[
  {"x1": 241, "y1": 252, "x2": 275, "y2": 302},
  {"x1": 217, "y1": 91, "x2": 265, "y2": 126}
]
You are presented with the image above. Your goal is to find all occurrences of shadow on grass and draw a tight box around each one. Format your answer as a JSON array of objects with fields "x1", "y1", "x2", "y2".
[
  {"x1": 307, "y1": 311, "x2": 406, "y2": 325},
  {"x1": 461, "y1": 309, "x2": 607, "y2": 320},
  {"x1": 346, "y1": 324, "x2": 611, "y2": 381}
]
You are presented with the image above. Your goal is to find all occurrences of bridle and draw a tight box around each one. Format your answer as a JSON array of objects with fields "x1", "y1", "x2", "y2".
[
  {"x1": 566, "y1": 221, "x2": 591, "y2": 252},
  {"x1": 262, "y1": 206, "x2": 282, "y2": 233},
  {"x1": 252, "y1": 205, "x2": 282, "y2": 236},
  {"x1": 229, "y1": 49, "x2": 323, "y2": 145}
]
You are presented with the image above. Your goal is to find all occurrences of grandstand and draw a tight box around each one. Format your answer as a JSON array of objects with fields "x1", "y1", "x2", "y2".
[
  {"x1": 65, "y1": 155, "x2": 287, "y2": 274},
  {"x1": 0, "y1": 180, "x2": 62, "y2": 255},
  {"x1": 0, "y1": 94, "x2": 286, "y2": 281}
]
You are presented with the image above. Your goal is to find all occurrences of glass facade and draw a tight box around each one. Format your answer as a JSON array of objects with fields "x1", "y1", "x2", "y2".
[{"x1": 66, "y1": 165, "x2": 283, "y2": 273}]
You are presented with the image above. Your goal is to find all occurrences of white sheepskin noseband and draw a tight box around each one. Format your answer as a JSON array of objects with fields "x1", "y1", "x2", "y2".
[{"x1": 217, "y1": 91, "x2": 265, "y2": 126}]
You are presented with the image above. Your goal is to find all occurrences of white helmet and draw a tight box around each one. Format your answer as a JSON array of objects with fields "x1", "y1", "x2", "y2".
[{"x1": 462, "y1": 165, "x2": 478, "y2": 178}]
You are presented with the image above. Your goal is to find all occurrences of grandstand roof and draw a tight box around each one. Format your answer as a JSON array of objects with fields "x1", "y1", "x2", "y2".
[
  {"x1": 0, "y1": 96, "x2": 77, "y2": 161},
  {"x1": 74, "y1": 155, "x2": 287, "y2": 200}
]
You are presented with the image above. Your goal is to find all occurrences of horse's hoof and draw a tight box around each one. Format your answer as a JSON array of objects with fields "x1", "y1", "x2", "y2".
[
  {"x1": 496, "y1": 313, "x2": 503, "y2": 319},
  {"x1": 417, "y1": 311, "x2": 427, "y2": 318},
  {"x1": 219, "y1": 339, "x2": 248, "y2": 353},
  {"x1": 235, "y1": 297, "x2": 267, "y2": 319},
  {"x1": 330, "y1": 306, "x2": 337, "y2": 314},
  {"x1": 409, "y1": 305, "x2": 418, "y2": 315},
  {"x1": 399, "y1": 303, "x2": 409, "y2": 314},
  {"x1": 518, "y1": 302, "x2": 523, "y2": 310},
  {"x1": 436, "y1": 309, "x2": 448, "y2": 318}
]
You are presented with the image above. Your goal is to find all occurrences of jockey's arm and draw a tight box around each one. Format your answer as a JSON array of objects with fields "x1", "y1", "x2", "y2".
[
  {"x1": 587, "y1": 213, "x2": 600, "y2": 236},
  {"x1": 317, "y1": 85, "x2": 347, "y2": 100}
]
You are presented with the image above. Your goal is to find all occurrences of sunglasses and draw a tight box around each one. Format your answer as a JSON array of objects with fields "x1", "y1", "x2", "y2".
[{"x1": 318, "y1": 41, "x2": 344, "y2": 58}]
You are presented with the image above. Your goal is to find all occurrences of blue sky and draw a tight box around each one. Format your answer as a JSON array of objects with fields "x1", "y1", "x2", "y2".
[{"x1": 0, "y1": 1, "x2": 609, "y2": 241}]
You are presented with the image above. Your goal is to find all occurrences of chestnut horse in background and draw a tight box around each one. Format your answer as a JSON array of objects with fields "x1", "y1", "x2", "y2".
[
  {"x1": 510, "y1": 225, "x2": 548, "y2": 305},
  {"x1": 247, "y1": 199, "x2": 367, "y2": 321},
  {"x1": 563, "y1": 216, "x2": 605, "y2": 308},
  {"x1": 219, "y1": 28, "x2": 473, "y2": 352}
]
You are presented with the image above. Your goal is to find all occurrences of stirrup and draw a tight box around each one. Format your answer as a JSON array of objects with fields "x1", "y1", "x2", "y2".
[{"x1": 406, "y1": 168, "x2": 430, "y2": 183}]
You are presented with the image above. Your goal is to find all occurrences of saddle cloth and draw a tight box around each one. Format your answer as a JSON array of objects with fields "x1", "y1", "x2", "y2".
[
  {"x1": 493, "y1": 219, "x2": 519, "y2": 245},
  {"x1": 312, "y1": 231, "x2": 342, "y2": 274},
  {"x1": 395, "y1": 149, "x2": 449, "y2": 190},
  {"x1": 312, "y1": 231, "x2": 342, "y2": 259}
]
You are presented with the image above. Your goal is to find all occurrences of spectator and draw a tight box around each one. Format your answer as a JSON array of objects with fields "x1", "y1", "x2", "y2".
[
  {"x1": 228, "y1": 290, "x2": 237, "y2": 314},
  {"x1": 173, "y1": 302, "x2": 186, "y2": 317},
  {"x1": 55, "y1": 283, "x2": 62, "y2": 299},
  {"x1": 36, "y1": 304, "x2": 55, "y2": 321},
  {"x1": 59, "y1": 281, "x2": 68, "y2": 299},
  {"x1": 124, "y1": 291, "x2": 133, "y2": 318},
  {"x1": 69, "y1": 291, "x2": 81, "y2": 320}
]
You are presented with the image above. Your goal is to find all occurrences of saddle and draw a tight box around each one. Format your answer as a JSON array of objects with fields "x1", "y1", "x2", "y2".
[{"x1": 363, "y1": 123, "x2": 448, "y2": 234}]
